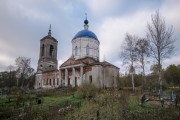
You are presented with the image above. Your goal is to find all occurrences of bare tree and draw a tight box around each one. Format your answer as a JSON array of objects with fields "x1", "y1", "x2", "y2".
[
  {"x1": 7, "y1": 65, "x2": 15, "y2": 88},
  {"x1": 147, "y1": 10, "x2": 175, "y2": 92},
  {"x1": 135, "y1": 38, "x2": 150, "y2": 84},
  {"x1": 15, "y1": 57, "x2": 34, "y2": 88},
  {"x1": 120, "y1": 33, "x2": 138, "y2": 92},
  {"x1": 150, "y1": 64, "x2": 160, "y2": 75}
]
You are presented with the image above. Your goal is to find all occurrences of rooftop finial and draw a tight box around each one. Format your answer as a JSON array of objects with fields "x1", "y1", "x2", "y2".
[
  {"x1": 84, "y1": 13, "x2": 88, "y2": 25},
  {"x1": 84, "y1": 13, "x2": 89, "y2": 30},
  {"x1": 48, "y1": 24, "x2": 51, "y2": 36},
  {"x1": 85, "y1": 13, "x2": 87, "y2": 20}
]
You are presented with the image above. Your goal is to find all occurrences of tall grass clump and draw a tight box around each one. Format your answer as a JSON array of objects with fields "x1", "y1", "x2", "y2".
[{"x1": 75, "y1": 82, "x2": 98, "y2": 99}]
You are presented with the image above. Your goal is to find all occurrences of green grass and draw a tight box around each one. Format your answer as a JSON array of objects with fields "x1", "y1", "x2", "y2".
[
  {"x1": 0, "y1": 95, "x2": 7, "y2": 103},
  {"x1": 0, "y1": 93, "x2": 82, "y2": 107},
  {"x1": 69, "y1": 91, "x2": 180, "y2": 120},
  {"x1": 42, "y1": 95, "x2": 82, "y2": 106},
  {"x1": 129, "y1": 96, "x2": 160, "y2": 115},
  {"x1": 1, "y1": 90, "x2": 179, "y2": 120}
]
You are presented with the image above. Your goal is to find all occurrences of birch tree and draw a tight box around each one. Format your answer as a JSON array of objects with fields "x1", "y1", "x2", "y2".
[
  {"x1": 135, "y1": 38, "x2": 150, "y2": 84},
  {"x1": 15, "y1": 57, "x2": 34, "y2": 87},
  {"x1": 147, "y1": 10, "x2": 175, "y2": 92},
  {"x1": 7, "y1": 65, "x2": 16, "y2": 88},
  {"x1": 120, "y1": 33, "x2": 137, "y2": 92}
]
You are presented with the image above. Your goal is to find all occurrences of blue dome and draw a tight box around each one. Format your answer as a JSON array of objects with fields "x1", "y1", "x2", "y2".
[{"x1": 73, "y1": 29, "x2": 98, "y2": 40}]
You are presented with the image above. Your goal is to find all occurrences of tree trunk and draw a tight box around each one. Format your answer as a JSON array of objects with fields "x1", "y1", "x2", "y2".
[
  {"x1": 142, "y1": 57, "x2": 146, "y2": 84},
  {"x1": 17, "y1": 78, "x2": 19, "y2": 87},
  {"x1": 21, "y1": 79, "x2": 24, "y2": 88},
  {"x1": 132, "y1": 73, "x2": 135, "y2": 92},
  {"x1": 21, "y1": 73, "x2": 24, "y2": 88},
  {"x1": 158, "y1": 59, "x2": 162, "y2": 94}
]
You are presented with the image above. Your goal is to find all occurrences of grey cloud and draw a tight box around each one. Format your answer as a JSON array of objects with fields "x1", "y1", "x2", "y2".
[{"x1": 0, "y1": 0, "x2": 180, "y2": 72}]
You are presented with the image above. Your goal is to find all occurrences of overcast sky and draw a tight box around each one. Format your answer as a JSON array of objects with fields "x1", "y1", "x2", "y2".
[{"x1": 0, "y1": 0, "x2": 180, "y2": 73}]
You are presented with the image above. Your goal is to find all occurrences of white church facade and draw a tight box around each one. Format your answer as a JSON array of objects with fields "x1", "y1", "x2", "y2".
[{"x1": 35, "y1": 18, "x2": 119, "y2": 89}]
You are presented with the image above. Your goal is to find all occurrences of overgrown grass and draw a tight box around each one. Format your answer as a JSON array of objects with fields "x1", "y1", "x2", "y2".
[
  {"x1": 75, "y1": 82, "x2": 98, "y2": 99},
  {"x1": 0, "y1": 91, "x2": 82, "y2": 120},
  {"x1": 42, "y1": 95, "x2": 82, "y2": 106},
  {"x1": 0, "y1": 95, "x2": 7, "y2": 104},
  {"x1": 1, "y1": 89, "x2": 179, "y2": 120},
  {"x1": 68, "y1": 90, "x2": 180, "y2": 120},
  {"x1": 129, "y1": 96, "x2": 160, "y2": 112}
]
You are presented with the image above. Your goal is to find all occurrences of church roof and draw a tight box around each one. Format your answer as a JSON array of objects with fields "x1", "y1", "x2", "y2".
[
  {"x1": 41, "y1": 25, "x2": 58, "y2": 42},
  {"x1": 92, "y1": 61, "x2": 119, "y2": 69},
  {"x1": 40, "y1": 35, "x2": 58, "y2": 42},
  {"x1": 72, "y1": 17, "x2": 99, "y2": 41},
  {"x1": 73, "y1": 29, "x2": 98, "y2": 40},
  {"x1": 60, "y1": 56, "x2": 119, "y2": 69},
  {"x1": 60, "y1": 57, "x2": 98, "y2": 68}
]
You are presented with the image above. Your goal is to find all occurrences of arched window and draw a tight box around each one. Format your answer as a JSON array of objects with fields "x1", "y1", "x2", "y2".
[
  {"x1": 46, "y1": 79, "x2": 48, "y2": 85},
  {"x1": 57, "y1": 78, "x2": 59, "y2": 85},
  {"x1": 50, "y1": 79, "x2": 51, "y2": 85},
  {"x1": 86, "y1": 45, "x2": 89, "y2": 55},
  {"x1": 40, "y1": 64, "x2": 43, "y2": 68},
  {"x1": 75, "y1": 46, "x2": 78, "y2": 56},
  {"x1": 41, "y1": 44, "x2": 44, "y2": 56},
  {"x1": 50, "y1": 45, "x2": 54, "y2": 56},
  {"x1": 53, "y1": 79, "x2": 55, "y2": 85},
  {"x1": 89, "y1": 75, "x2": 92, "y2": 84}
]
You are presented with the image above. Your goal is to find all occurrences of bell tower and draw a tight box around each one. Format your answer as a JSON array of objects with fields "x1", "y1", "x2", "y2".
[{"x1": 37, "y1": 25, "x2": 58, "y2": 72}]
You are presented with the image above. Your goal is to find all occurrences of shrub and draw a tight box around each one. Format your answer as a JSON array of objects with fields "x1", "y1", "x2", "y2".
[
  {"x1": 162, "y1": 80, "x2": 169, "y2": 90},
  {"x1": 10, "y1": 86, "x2": 24, "y2": 95},
  {"x1": 75, "y1": 82, "x2": 98, "y2": 99}
]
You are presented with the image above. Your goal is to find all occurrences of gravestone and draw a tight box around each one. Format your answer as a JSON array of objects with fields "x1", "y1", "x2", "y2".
[
  {"x1": 38, "y1": 99, "x2": 41, "y2": 104},
  {"x1": 141, "y1": 94, "x2": 146, "y2": 106}
]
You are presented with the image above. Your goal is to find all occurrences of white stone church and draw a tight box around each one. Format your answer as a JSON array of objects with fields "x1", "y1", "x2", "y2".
[{"x1": 35, "y1": 18, "x2": 119, "y2": 89}]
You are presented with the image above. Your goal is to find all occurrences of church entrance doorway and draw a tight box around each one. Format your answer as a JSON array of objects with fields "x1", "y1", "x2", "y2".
[
  {"x1": 89, "y1": 75, "x2": 92, "y2": 84},
  {"x1": 75, "y1": 77, "x2": 77, "y2": 87},
  {"x1": 68, "y1": 78, "x2": 70, "y2": 86}
]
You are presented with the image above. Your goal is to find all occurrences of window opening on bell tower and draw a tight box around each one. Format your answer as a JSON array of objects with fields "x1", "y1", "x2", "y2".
[{"x1": 50, "y1": 45, "x2": 54, "y2": 57}]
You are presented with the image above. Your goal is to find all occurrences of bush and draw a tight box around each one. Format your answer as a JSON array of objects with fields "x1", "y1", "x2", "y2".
[
  {"x1": 75, "y1": 82, "x2": 98, "y2": 99},
  {"x1": 162, "y1": 81, "x2": 169, "y2": 90},
  {"x1": 10, "y1": 86, "x2": 24, "y2": 95}
]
